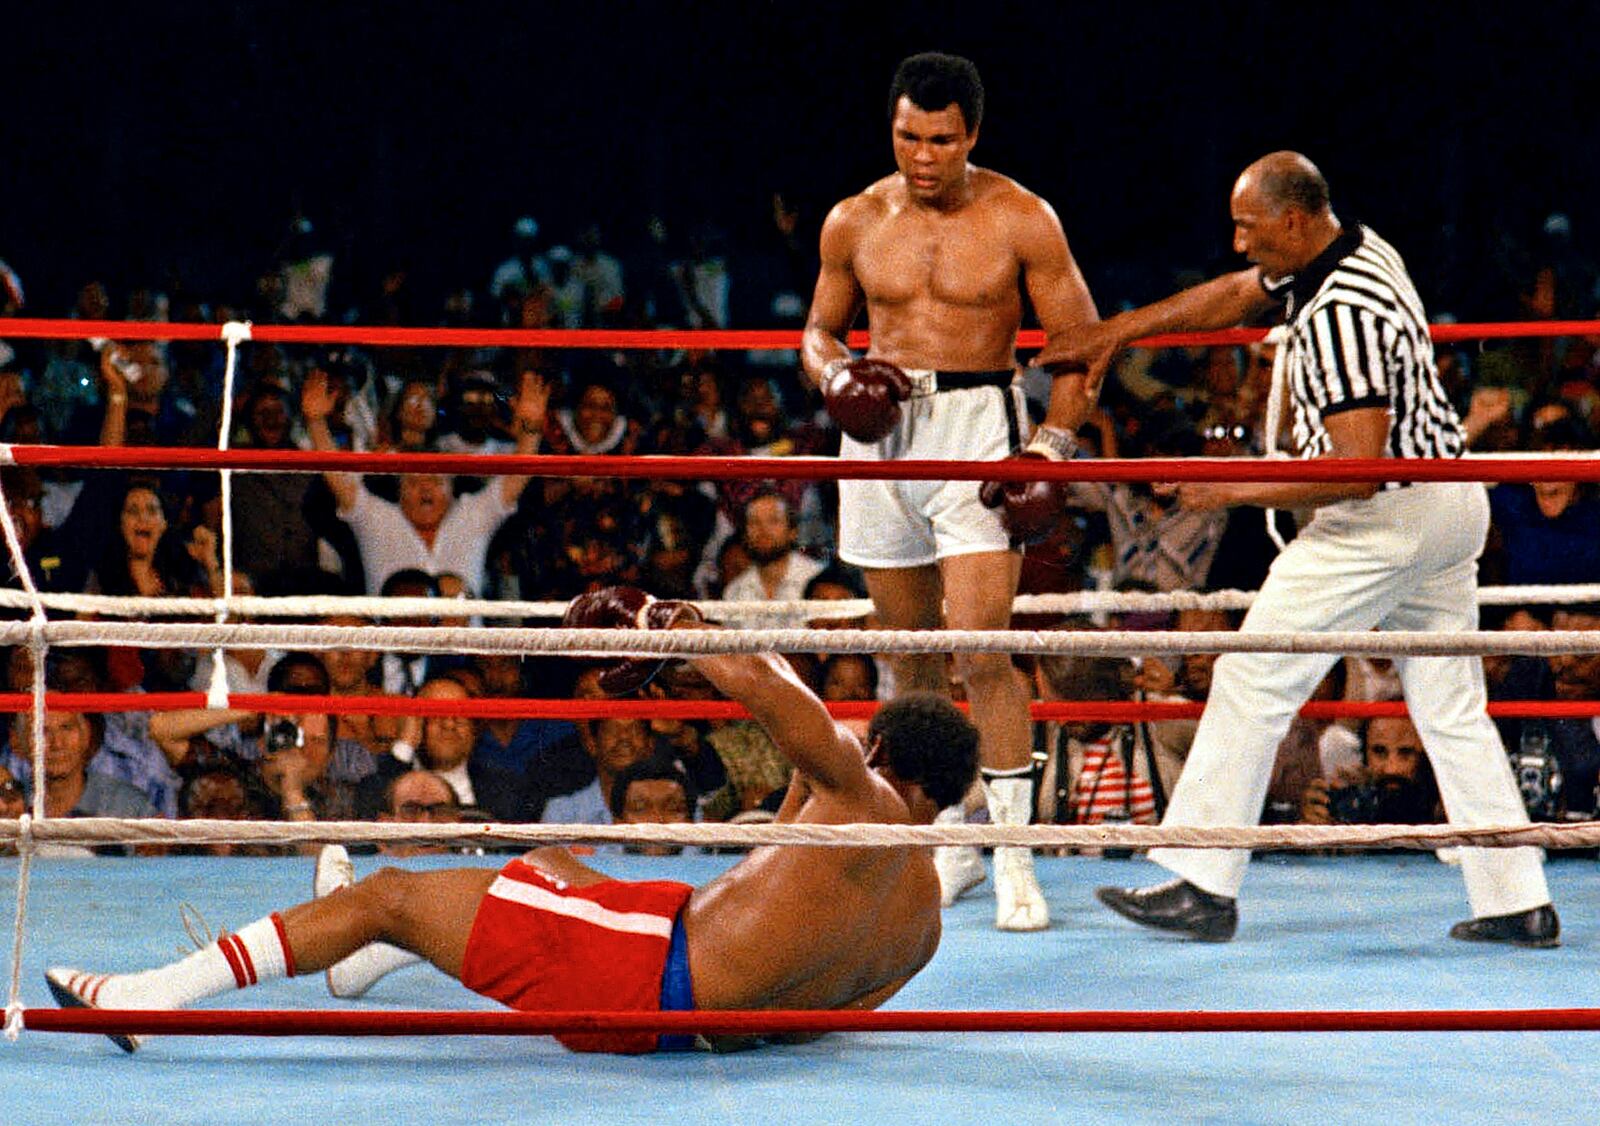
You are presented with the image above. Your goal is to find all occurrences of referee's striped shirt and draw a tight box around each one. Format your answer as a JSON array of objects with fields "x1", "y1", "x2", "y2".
[{"x1": 1262, "y1": 224, "x2": 1462, "y2": 461}]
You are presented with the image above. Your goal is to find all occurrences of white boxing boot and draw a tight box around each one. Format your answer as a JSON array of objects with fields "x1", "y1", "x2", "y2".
[
  {"x1": 932, "y1": 804, "x2": 987, "y2": 907},
  {"x1": 985, "y1": 772, "x2": 1048, "y2": 932},
  {"x1": 46, "y1": 912, "x2": 298, "y2": 1054},
  {"x1": 45, "y1": 968, "x2": 149, "y2": 1054},
  {"x1": 314, "y1": 844, "x2": 422, "y2": 999}
]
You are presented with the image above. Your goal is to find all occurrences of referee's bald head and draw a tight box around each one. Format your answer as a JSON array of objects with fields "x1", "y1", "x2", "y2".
[{"x1": 1239, "y1": 151, "x2": 1330, "y2": 217}]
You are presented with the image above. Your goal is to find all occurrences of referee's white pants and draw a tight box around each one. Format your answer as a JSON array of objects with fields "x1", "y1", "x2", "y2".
[{"x1": 1149, "y1": 482, "x2": 1550, "y2": 919}]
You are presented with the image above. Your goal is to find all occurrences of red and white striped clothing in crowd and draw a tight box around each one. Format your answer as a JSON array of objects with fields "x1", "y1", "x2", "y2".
[{"x1": 1070, "y1": 735, "x2": 1157, "y2": 825}]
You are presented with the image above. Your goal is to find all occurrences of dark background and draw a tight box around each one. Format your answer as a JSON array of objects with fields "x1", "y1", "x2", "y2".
[{"x1": 4, "y1": 0, "x2": 1597, "y2": 318}]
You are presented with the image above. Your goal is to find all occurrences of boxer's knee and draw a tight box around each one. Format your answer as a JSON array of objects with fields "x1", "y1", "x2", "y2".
[
  {"x1": 893, "y1": 652, "x2": 947, "y2": 694},
  {"x1": 956, "y1": 650, "x2": 1018, "y2": 697},
  {"x1": 350, "y1": 866, "x2": 420, "y2": 930}
]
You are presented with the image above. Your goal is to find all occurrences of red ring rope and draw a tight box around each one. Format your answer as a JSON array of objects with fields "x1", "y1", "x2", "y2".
[
  {"x1": 3, "y1": 317, "x2": 1599, "y2": 348},
  {"x1": 6, "y1": 446, "x2": 1600, "y2": 483},
  {"x1": 0, "y1": 692, "x2": 1592, "y2": 721},
  {"x1": 21, "y1": 1005, "x2": 1600, "y2": 1036}
]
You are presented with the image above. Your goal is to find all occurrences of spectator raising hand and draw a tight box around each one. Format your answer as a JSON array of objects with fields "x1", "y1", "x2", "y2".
[
  {"x1": 301, "y1": 366, "x2": 339, "y2": 427},
  {"x1": 303, "y1": 365, "x2": 541, "y2": 595},
  {"x1": 510, "y1": 369, "x2": 551, "y2": 439},
  {"x1": 96, "y1": 341, "x2": 132, "y2": 447},
  {"x1": 186, "y1": 525, "x2": 225, "y2": 596},
  {"x1": 1463, "y1": 385, "x2": 1513, "y2": 447}
]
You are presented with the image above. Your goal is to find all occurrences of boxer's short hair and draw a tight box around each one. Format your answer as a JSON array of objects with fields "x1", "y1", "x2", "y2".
[{"x1": 888, "y1": 52, "x2": 984, "y2": 132}]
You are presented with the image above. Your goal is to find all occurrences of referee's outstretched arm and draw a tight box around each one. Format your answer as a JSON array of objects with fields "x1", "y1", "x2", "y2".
[{"x1": 1035, "y1": 268, "x2": 1274, "y2": 393}]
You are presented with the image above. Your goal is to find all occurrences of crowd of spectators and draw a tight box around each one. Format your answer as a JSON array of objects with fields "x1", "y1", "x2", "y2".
[{"x1": 1, "y1": 203, "x2": 1598, "y2": 855}]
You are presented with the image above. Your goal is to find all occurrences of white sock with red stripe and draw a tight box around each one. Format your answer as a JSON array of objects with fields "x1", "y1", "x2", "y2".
[{"x1": 95, "y1": 913, "x2": 297, "y2": 1009}]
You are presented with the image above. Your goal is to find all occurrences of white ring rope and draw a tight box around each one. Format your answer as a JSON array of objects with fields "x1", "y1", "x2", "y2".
[
  {"x1": 0, "y1": 584, "x2": 1594, "y2": 623},
  {"x1": 0, "y1": 621, "x2": 1594, "y2": 660},
  {"x1": 2, "y1": 815, "x2": 1597, "y2": 852}
]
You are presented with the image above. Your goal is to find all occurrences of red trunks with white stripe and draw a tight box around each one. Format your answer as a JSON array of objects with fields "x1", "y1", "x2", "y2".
[{"x1": 459, "y1": 857, "x2": 695, "y2": 1054}]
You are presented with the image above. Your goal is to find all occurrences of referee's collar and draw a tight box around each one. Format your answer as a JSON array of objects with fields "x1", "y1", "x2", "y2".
[{"x1": 1265, "y1": 221, "x2": 1364, "y2": 318}]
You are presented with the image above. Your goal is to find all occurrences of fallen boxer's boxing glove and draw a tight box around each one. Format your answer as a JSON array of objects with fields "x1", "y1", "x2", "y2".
[{"x1": 563, "y1": 586, "x2": 704, "y2": 695}]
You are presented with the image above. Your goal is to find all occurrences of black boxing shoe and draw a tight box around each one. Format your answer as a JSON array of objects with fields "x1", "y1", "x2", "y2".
[
  {"x1": 1096, "y1": 878, "x2": 1238, "y2": 942},
  {"x1": 1448, "y1": 904, "x2": 1560, "y2": 949}
]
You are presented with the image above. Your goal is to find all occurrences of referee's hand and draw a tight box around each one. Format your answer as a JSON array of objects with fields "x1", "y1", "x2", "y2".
[
  {"x1": 1033, "y1": 322, "x2": 1121, "y2": 400},
  {"x1": 1155, "y1": 481, "x2": 1236, "y2": 511}
]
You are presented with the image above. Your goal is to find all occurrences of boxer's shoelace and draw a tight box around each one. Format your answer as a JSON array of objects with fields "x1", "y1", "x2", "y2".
[{"x1": 176, "y1": 902, "x2": 220, "y2": 956}]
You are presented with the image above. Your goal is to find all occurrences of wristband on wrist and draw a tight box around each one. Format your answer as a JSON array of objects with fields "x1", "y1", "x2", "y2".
[
  {"x1": 283, "y1": 801, "x2": 312, "y2": 815},
  {"x1": 390, "y1": 739, "x2": 417, "y2": 765},
  {"x1": 1025, "y1": 425, "x2": 1079, "y2": 461}
]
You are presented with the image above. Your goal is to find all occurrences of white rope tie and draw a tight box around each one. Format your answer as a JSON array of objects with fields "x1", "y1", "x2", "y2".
[
  {"x1": 176, "y1": 902, "x2": 218, "y2": 957},
  {"x1": 207, "y1": 321, "x2": 252, "y2": 708},
  {"x1": 0, "y1": 467, "x2": 50, "y2": 803},
  {"x1": 0, "y1": 469, "x2": 48, "y2": 1044},
  {"x1": 3, "y1": 812, "x2": 36, "y2": 1042},
  {"x1": 4, "y1": 817, "x2": 34, "y2": 1042},
  {"x1": 1261, "y1": 325, "x2": 1291, "y2": 552},
  {"x1": 24, "y1": 625, "x2": 45, "y2": 818},
  {"x1": 0, "y1": 472, "x2": 47, "y2": 616}
]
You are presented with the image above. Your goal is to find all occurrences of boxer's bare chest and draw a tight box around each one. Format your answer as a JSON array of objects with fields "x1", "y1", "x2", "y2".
[{"x1": 853, "y1": 203, "x2": 1020, "y2": 311}]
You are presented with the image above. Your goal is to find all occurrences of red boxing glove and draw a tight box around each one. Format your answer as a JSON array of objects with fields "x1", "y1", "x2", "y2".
[
  {"x1": 562, "y1": 586, "x2": 704, "y2": 695},
  {"x1": 821, "y1": 358, "x2": 913, "y2": 443},
  {"x1": 979, "y1": 426, "x2": 1079, "y2": 546}
]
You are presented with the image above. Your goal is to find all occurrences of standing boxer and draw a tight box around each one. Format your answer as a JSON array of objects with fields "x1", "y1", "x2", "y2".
[{"x1": 801, "y1": 51, "x2": 1100, "y2": 931}]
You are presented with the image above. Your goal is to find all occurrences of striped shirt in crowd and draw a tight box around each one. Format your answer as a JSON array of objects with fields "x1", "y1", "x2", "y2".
[
  {"x1": 1263, "y1": 223, "x2": 1463, "y2": 462},
  {"x1": 1070, "y1": 734, "x2": 1157, "y2": 826}
]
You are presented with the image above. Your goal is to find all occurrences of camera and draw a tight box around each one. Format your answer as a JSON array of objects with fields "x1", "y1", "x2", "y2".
[
  {"x1": 264, "y1": 718, "x2": 305, "y2": 756},
  {"x1": 1099, "y1": 810, "x2": 1135, "y2": 860},
  {"x1": 1510, "y1": 723, "x2": 1563, "y2": 822},
  {"x1": 1327, "y1": 783, "x2": 1382, "y2": 824}
]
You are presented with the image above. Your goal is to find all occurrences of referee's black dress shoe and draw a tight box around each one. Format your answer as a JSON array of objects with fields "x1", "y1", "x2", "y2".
[
  {"x1": 1448, "y1": 904, "x2": 1560, "y2": 949},
  {"x1": 1096, "y1": 878, "x2": 1238, "y2": 942}
]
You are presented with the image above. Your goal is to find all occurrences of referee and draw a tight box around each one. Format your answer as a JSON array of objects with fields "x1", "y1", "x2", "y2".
[{"x1": 1041, "y1": 151, "x2": 1559, "y2": 947}]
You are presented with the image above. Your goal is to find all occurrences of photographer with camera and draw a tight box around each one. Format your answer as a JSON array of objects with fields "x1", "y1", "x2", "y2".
[
  {"x1": 159, "y1": 654, "x2": 383, "y2": 844},
  {"x1": 1487, "y1": 603, "x2": 1600, "y2": 828},
  {"x1": 251, "y1": 655, "x2": 383, "y2": 829},
  {"x1": 1301, "y1": 716, "x2": 1441, "y2": 827}
]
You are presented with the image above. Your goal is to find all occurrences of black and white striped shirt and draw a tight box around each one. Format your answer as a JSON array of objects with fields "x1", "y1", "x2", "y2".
[{"x1": 1263, "y1": 224, "x2": 1462, "y2": 461}]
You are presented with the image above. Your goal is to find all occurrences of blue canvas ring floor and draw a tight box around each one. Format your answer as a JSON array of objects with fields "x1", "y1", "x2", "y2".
[{"x1": 4, "y1": 849, "x2": 1597, "y2": 1125}]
